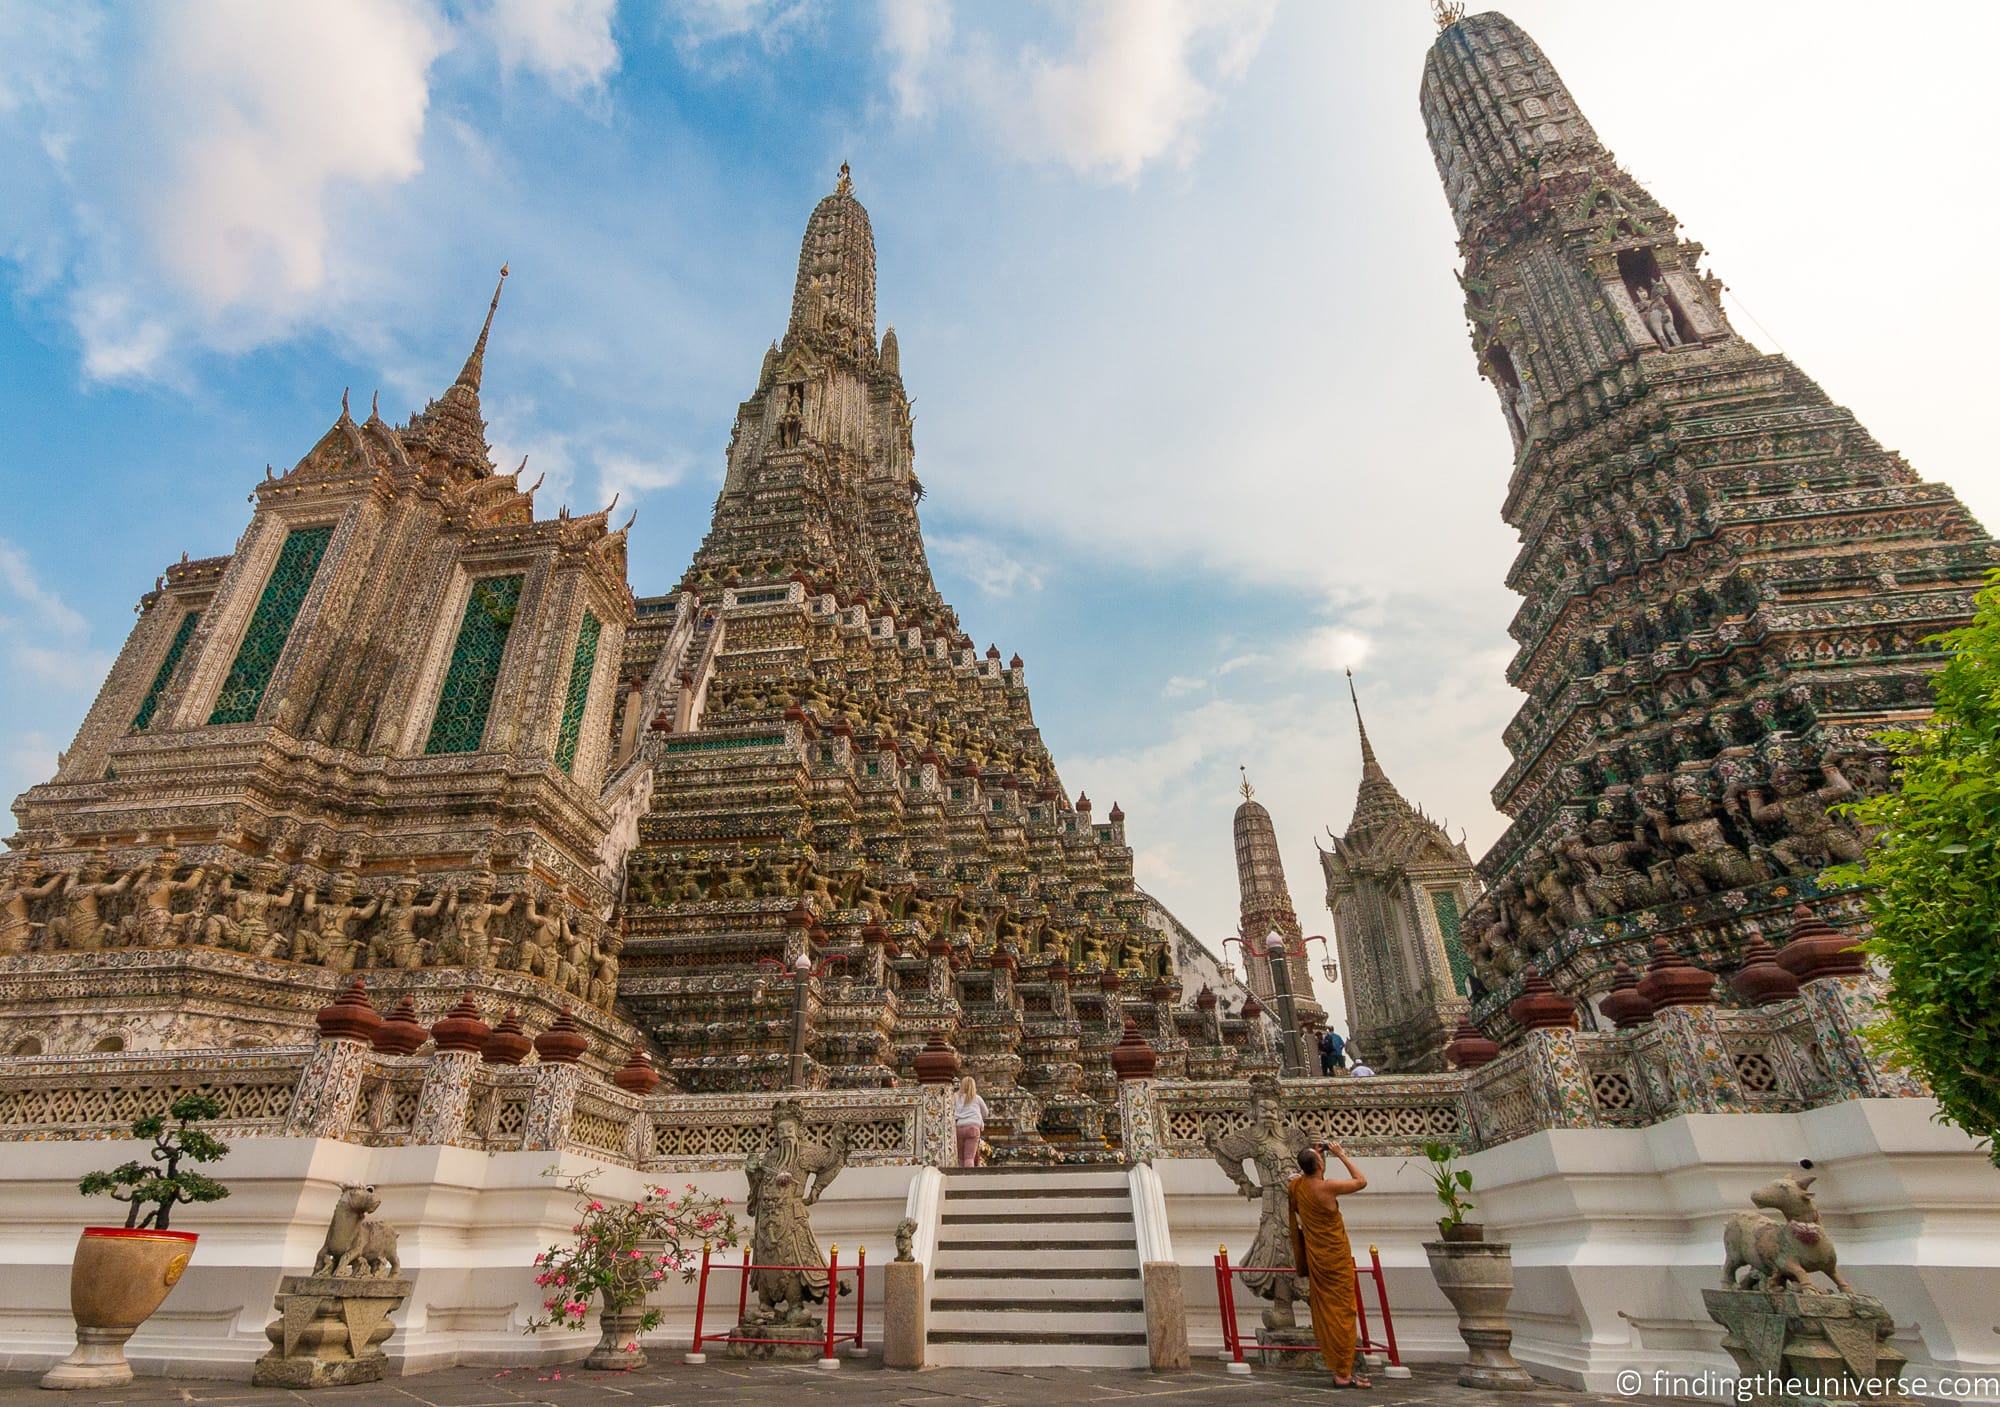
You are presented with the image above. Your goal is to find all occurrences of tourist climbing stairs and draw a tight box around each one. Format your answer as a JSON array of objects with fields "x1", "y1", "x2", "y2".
[{"x1": 927, "y1": 1165, "x2": 1149, "y2": 1368}]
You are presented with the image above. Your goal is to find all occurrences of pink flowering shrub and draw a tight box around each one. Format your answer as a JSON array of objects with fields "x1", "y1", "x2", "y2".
[{"x1": 524, "y1": 1167, "x2": 738, "y2": 1338}]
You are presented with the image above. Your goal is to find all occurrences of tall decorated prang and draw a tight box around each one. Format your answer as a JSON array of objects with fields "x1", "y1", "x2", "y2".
[{"x1": 1421, "y1": 11, "x2": 1999, "y2": 1020}]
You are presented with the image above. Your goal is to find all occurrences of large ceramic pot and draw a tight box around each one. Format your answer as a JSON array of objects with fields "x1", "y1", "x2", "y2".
[
  {"x1": 1422, "y1": 1237, "x2": 1535, "y2": 1391},
  {"x1": 41, "y1": 1228, "x2": 198, "y2": 1390}
]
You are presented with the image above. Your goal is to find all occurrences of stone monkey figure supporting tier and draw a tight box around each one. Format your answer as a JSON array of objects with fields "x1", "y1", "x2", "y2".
[
  {"x1": 743, "y1": 1099, "x2": 849, "y2": 1327},
  {"x1": 123, "y1": 846, "x2": 205, "y2": 949},
  {"x1": 52, "y1": 857, "x2": 136, "y2": 951},
  {"x1": 0, "y1": 856, "x2": 64, "y2": 955},
  {"x1": 1207, "y1": 1073, "x2": 1311, "y2": 1330},
  {"x1": 300, "y1": 870, "x2": 380, "y2": 971}
]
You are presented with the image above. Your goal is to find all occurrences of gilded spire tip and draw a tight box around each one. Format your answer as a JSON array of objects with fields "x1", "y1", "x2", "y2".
[
  {"x1": 836, "y1": 161, "x2": 852, "y2": 195},
  {"x1": 1238, "y1": 765, "x2": 1255, "y2": 803},
  {"x1": 1431, "y1": 0, "x2": 1466, "y2": 30}
]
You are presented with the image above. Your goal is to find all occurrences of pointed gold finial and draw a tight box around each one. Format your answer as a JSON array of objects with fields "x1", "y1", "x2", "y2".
[
  {"x1": 1432, "y1": 1, "x2": 1466, "y2": 30},
  {"x1": 836, "y1": 161, "x2": 852, "y2": 195},
  {"x1": 1239, "y1": 766, "x2": 1255, "y2": 803}
]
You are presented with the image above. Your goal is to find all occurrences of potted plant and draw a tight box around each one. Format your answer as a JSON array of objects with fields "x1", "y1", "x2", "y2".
[
  {"x1": 42, "y1": 1094, "x2": 232, "y2": 1390},
  {"x1": 1414, "y1": 1141, "x2": 1533, "y2": 1391},
  {"x1": 526, "y1": 1167, "x2": 739, "y2": 1371},
  {"x1": 1420, "y1": 1139, "x2": 1482, "y2": 1241}
]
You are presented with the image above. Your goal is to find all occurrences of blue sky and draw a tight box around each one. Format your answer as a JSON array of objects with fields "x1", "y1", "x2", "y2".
[{"x1": 4, "y1": 1, "x2": 1997, "y2": 1021}]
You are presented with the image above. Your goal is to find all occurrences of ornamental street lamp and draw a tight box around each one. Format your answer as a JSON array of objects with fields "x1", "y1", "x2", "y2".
[
  {"x1": 1264, "y1": 932, "x2": 1307, "y2": 1076},
  {"x1": 758, "y1": 950, "x2": 847, "y2": 1089}
]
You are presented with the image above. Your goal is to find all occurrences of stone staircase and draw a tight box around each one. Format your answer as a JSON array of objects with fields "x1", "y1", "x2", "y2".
[{"x1": 926, "y1": 1164, "x2": 1150, "y2": 1368}]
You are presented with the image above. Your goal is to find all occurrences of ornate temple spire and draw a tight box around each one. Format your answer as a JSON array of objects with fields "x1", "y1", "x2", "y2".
[
  {"x1": 1231, "y1": 768, "x2": 1323, "y2": 1023},
  {"x1": 403, "y1": 265, "x2": 507, "y2": 476},
  {"x1": 1421, "y1": 12, "x2": 1605, "y2": 240},
  {"x1": 788, "y1": 162, "x2": 877, "y2": 346},
  {"x1": 1344, "y1": 671, "x2": 1420, "y2": 839}
]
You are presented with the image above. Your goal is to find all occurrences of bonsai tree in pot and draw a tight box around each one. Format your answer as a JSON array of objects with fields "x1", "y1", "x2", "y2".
[
  {"x1": 43, "y1": 1093, "x2": 232, "y2": 1390},
  {"x1": 525, "y1": 1166, "x2": 739, "y2": 1371},
  {"x1": 1414, "y1": 1140, "x2": 1533, "y2": 1390}
]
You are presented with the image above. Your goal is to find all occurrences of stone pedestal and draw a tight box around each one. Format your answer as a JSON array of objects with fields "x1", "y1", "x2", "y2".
[
  {"x1": 1423, "y1": 1240, "x2": 1535, "y2": 1391},
  {"x1": 252, "y1": 1275, "x2": 411, "y2": 1388},
  {"x1": 1703, "y1": 1288, "x2": 1917, "y2": 1405},
  {"x1": 883, "y1": 1260, "x2": 925, "y2": 1369},
  {"x1": 1142, "y1": 1260, "x2": 1189, "y2": 1371},
  {"x1": 583, "y1": 1304, "x2": 649, "y2": 1371},
  {"x1": 724, "y1": 1317, "x2": 827, "y2": 1362},
  {"x1": 1254, "y1": 1324, "x2": 1326, "y2": 1371}
]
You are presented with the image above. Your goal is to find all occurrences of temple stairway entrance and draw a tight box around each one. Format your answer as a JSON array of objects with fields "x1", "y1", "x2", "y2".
[{"x1": 926, "y1": 1165, "x2": 1149, "y2": 1367}]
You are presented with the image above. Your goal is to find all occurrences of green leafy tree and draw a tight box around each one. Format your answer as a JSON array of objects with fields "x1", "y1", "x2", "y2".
[
  {"x1": 77, "y1": 1093, "x2": 232, "y2": 1230},
  {"x1": 1826, "y1": 571, "x2": 2000, "y2": 1160}
]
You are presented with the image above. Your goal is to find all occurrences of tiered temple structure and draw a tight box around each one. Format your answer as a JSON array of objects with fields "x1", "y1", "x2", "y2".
[
  {"x1": 1, "y1": 270, "x2": 647, "y2": 1066},
  {"x1": 1423, "y1": 11, "x2": 1999, "y2": 1025},
  {"x1": 1229, "y1": 772, "x2": 1326, "y2": 1044},
  {"x1": 1319, "y1": 674, "x2": 1479, "y2": 1072},
  {"x1": 602, "y1": 167, "x2": 1225, "y2": 1157}
]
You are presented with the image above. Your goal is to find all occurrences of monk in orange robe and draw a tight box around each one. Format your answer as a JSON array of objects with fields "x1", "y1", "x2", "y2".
[{"x1": 1287, "y1": 1140, "x2": 1371, "y2": 1388}]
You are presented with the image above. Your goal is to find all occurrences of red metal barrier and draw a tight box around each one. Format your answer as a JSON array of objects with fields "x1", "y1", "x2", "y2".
[
  {"x1": 1213, "y1": 1243, "x2": 1403, "y2": 1374},
  {"x1": 684, "y1": 1243, "x2": 867, "y2": 1367}
]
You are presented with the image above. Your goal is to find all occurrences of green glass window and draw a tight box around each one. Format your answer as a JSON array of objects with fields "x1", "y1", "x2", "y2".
[
  {"x1": 207, "y1": 526, "x2": 332, "y2": 724},
  {"x1": 553, "y1": 609, "x2": 601, "y2": 775},
  {"x1": 132, "y1": 611, "x2": 201, "y2": 731},
  {"x1": 1431, "y1": 888, "x2": 1472, "y2": 996},
  {"x1": 425, "y1": 575, "x2": 524, "y2": 755}
]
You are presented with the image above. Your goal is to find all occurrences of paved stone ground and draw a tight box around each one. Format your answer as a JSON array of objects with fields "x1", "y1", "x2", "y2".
[{"x1": 0, "y1": 1358, "x2": 1703, "y2": 1406}]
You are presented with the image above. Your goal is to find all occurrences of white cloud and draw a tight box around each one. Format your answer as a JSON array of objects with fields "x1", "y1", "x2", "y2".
[
  {"x1": 988, "y1": 0, "x2": 1276, "y2": 181},
  {"x1": 480, "y1": 0, "x2": 620, "y2": 97},
  {"x1": 598, "y1": 453, "x2": 689, "y2": 514},
  {"x1": 135, "y1": 0, "x2": 447, "y2": 332},
  {"x1": 1297, "y1": 625, "x2": 1373, "y2": 673},
  {"x1": 0, "y1": 543, "x2": 107, "y2": 802},
  {"x1": 878, "y1": 0, "x2": 952, "y2": 118},
  {"x1": 928, "y1": 533, "x2": 1043, "y2": 597},
  {"x1": 674, "y1": 0, "x2": 819, "y2": 52}
]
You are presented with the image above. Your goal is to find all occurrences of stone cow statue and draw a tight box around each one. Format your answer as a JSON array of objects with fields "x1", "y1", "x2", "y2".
[
  {"x1": 315, "y1": 1183, "x2": 402, "y2": 1278},
  {"x1": 1722, "y1": 1168, "x2": 1855, "y2": 1294}
]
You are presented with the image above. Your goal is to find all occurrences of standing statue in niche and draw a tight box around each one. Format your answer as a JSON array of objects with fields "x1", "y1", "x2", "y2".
[
  {"x1": 1, "y1": 855, "x2": 64, "y2": 955},
  {"x1": 1636, "y1": 282, "x2": 1683, "y2": 349},
  {"x1": 1207, "y1": 1074, "x2": 1311, "y2": 1330},
  {"x1": 776, "y1": 383, "x2": 805, "y2": 450},
  {"x1": 743, "y1": 1100, "x2": 849, "y2": 1327}
]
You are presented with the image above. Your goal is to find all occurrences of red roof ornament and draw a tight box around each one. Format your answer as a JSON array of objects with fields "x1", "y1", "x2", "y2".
[
  {"x1": 1110, "y1": 1017, "x2": 1158, "y2": 1081},
  {"x1": 1636, "y1": 938, "x2": 1715, "y2": 1009},
  {"x1": 1775, "y1": 904, "x2": 1866, "y2": 981},
  {"x1": 533, "y1": 1013, "x2": 590, "y2": 1065},
  {"x1": 913, "y1": 1032, "x2": 961, "y2": 1084},
  {"x1": 612, "y1": 1046, "x2": 661, "y2": 1094},
  {"x1": 429, "y1": 994, "x2": 491, "y2": 1054},
  {"x1": 481, "y1": 1009, "x2": 533, "y2": 1065},
  {"x1": 1506, "y1": 969, "x2": 1578, "y2": 1030},
  {"x1": 1600, "y1": 960, "x2": 1657, "y2": 1029},
  {"x1": 1445, "y1": 1018, "x2": 1500, "y2": 1069},
  {"x1": 372, "y1": 997, "x2": 428, "y2": 1056},
  {"x1": 314, "y1": 977, "x2": 379, "y2": 1044},
  {"x1": 1730, "y1": 932, "x2": 1802, "y2": 1007}
]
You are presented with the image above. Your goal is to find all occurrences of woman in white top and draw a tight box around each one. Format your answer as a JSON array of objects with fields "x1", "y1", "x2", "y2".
[{"x1": 955, "y1": 1075, "x2": 989, "y2": 1167}]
